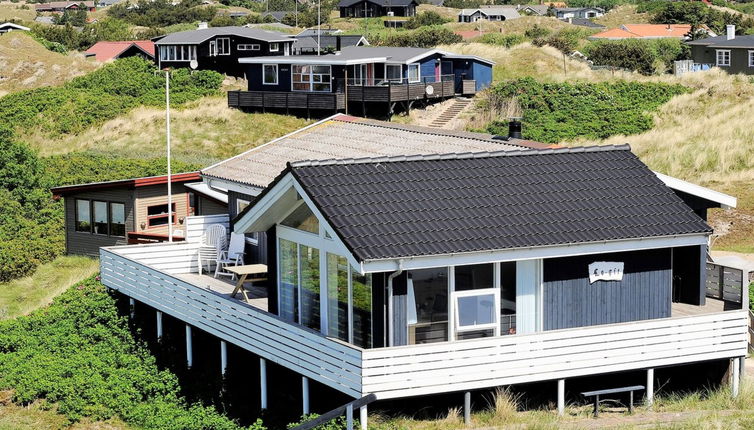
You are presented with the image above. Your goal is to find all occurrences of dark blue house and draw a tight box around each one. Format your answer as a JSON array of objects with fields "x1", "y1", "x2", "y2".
[{"x1": 228, "y1": 46, "x2": 494, "y2": 117}]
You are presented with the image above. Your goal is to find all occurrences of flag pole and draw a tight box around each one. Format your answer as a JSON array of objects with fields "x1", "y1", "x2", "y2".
[{"x1": 165, "y1": 69, "x2": 173, "y2": 243}]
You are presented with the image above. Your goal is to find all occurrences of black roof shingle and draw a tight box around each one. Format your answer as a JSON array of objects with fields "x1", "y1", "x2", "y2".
[{"x1": 286, "y1": 145, "x2": 711, "y2": 261}]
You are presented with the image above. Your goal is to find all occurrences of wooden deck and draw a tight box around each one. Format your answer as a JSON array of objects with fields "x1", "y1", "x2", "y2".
[
  {"x1": 671, "y1": 297, "x2": 739, "y2": 317},
  {"x1": 175, "y1": 273, "x2": 269, "y2": 312}
]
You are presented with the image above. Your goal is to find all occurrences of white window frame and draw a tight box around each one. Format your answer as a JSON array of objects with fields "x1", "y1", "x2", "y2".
[
  {"x1": 262, "y1": 64, "x2": 278, "y2": 85},
  {"x1": 209, "y1": 40, "x2": 217, "y2": 56},
  {"x1": 716, "y1": 49, "x2": 731, "y2": 67},
  {"x1": 269, "y1": 42, "x2": 279, "y2": 52},
  {"x1": 749, "y1": 50, "x2": 754, "y2": 67},
  {"x1": 385, "y1": 64, "x2": 402, "y2": 83},
  {"x1": 451, "y1": 288, "x2": 501, "y2": 337},
  {"x1": 216, "y1": 37, "x2": 231, "y2": 55},
  {"x1": 238, "y1": 44, "x2": 261, "y2": 51},
  {"x1": 408, "y1": 63, "x2": 420, "y2": 83},
  {"x1": 291, "y1": 64, "x2": 332, "y2": 92}
]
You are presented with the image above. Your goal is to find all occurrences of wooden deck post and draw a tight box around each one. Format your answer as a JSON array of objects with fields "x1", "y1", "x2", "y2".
[
  {"x1": 346, "y1": 403, "x2": 353, "y2": 430},
  {"x1": 220, "y1": 340, "x2": 228, "y2": 376},
  {"x1": 557, "y1": 379, "x2": 565, "y2": 416},
  {"x1": 359, "y1": 405, "x2": 367, "y2": 430},
  {"x1": 463, "y1": 391, "x2": 471, "y2": 425},
  {"x1": 302, "y1": 376, "x2": 310, "y2": 415},
  {"x1": 731, "y1": 357, "x2": 741, "y2": 398},
  {"x1": 156, "y1": 310, "x2": 163, "y2": 342},
  {"x1": 260, "y1": 358, "x2": 268, "y2": 410},
  {"x1": 646, "y1": 368, "x2": 654, "y2": 407},
  {"x1": 185, "y1": 324, "x2": 193, "y2": 369},
  {"x1": 128, "y1": 298, "x2": 135, "y2": 319}
]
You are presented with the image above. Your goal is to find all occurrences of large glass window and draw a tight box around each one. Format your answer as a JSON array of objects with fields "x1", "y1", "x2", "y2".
[
  {"x1": 146, "y1": 203, "x2": 176, "y2": 227},
  {"x1": 75, "y1": 199, "x2": 90, "y2": 232},
  {"x1": 500, "y1": 261, "x2": 517, "y2": 335},
  {"x1": 300, "y1": 245, "x2": 320, "y2": 331},
  {"x1": 110, "y1": 203, "x2": 125, "y2": 237},
  {"x1": 216, "y1": 37, "x2": 231, "y2": 55},
  {"x1": 327, "y1": 253, "x2": 349, "y2": 342},
  {"x1": 455, "y1": 263, "x2": 494, "y2": 291},
  {"x1": 92, "y1": 201, "x2": 108, "y2": 235},
  {"x1": 281, "y1": 204, "x2": 319, "y2": 234},
  {"x1": 160, "y1": 45, "x2": 196, "y2": 61},
  {"x1": 352, "y1": 272, "x2": 372, "y2": 348},
  {"x1": 386, "y1": 64, "x2": 402, "y2": 83},
  {"x1": 407, "y1": 268, "x2": 448, "y2": 344},
  {"x1": 279, "y1": 239, "x2": 299, "y2": 323},
  {"x1": 292, "y1": 65, "x2": 332, "y2": 92},
  {"x1": 408, "y1": 63, "x2": 420, "y2": 83},
  {"x1": 263, "y1": 64, "x2": 278, "y2": 85}
]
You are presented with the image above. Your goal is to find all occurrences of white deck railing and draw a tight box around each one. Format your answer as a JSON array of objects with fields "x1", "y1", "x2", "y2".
[{"x1": 100, "y1": 242, "x2": 363, "y2": 398}]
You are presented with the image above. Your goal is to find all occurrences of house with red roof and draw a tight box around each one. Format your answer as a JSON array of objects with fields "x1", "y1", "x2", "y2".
[
  {"x1": 589, "y1": 24, "x2": 703, "y2": 40},
  {"x1": 84, "y1": 40, "x2": 155, "y2": 62}
]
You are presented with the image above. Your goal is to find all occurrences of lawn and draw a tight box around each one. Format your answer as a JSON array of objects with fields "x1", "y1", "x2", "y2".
[
  {"x1": 0, "y1": 398, "x2": 132, "y2": 430},
  {"x1": 0, "y1": 1, "x2": 35, "y2": 22},
  {"x1": 0, "y1": 256, "x2": 99, "y2": 320}
]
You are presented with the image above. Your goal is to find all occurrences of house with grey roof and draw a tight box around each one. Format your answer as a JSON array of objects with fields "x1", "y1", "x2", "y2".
[
  {"x1": 99, "y1": 114, "x2": 746, "y2": 425},
  {"x1": 153, "y1": 25, "x2": 294, "y2": 77},
  {"x1": 554, "y1": 6, "x2": 604, "y2": 19},
  {"x1": 228, "y1": 46, "x2": 495, "y2": 116},
  {"x1": 338, "y1": 0, "x2": 418, "y2": 18},
  {"x1": 687, "y1": 25, "x2": 754, "y2": 74},
  {"x1": 458, "y1": 6, "x2": 520, "y2": 22},
  {"x1": 259, "y1": 11, "x2": 291, "y2": 22},
  {"x1": 0, "y1": 22, "x2": 30, "y2": 33}
]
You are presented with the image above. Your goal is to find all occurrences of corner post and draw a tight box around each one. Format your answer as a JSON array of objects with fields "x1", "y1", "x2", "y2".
[
  {"x1": 220, "y1": 340, "x2": 228, "y2": 376},
  {"x1": 129, "y1": 298, "x2": 135, "y2": 319},
  {"x1": 359, "y1": 405, "x2": 368, "y2": 430},
  {"x1": 464, "y1": 391, "x2": 471, "y2": 425},
  {"x1": 346, "y1": 403, "x2": 354, "y2": 430},
  {"x1": 260, "y1": 358, "x2": 268, "y2": 410},
  {"x1": 557, "y1": 379, "x2": 565, "y2": 416},
  {"x1": 646, "y1": 368, "x2": 654, "y2": 407},
  {"x1": 156, "y1": 311, "x2": 163, "y2": 342},
  {"x1": 302, "y1": 376, "x2": 310, "y2": 415},
  {"x1": 185, "y1": 324, "x2": 193, "y2": 369},
  {"x1": 732, "y1": 357, "x2": 741, "y2": 398}
]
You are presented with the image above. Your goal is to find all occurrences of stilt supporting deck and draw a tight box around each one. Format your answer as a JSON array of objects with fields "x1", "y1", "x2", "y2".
[
  {"x1": 185, "y1": 324, "x2": 193, "y2": 369},
  {"x1": 302, "y1": 376, "x2": 310, "y2": 415},
  {"x1": 220, "y1": 341, "x2": 228, "y2": 376},
  {"x1": 557, "y1": 379, "x2": 565, "y2": 416},
  {"x1": 359, "y1": 405, "x2": 368, "y2": 430},
  {"x1": 732, "y1": 357, "x2": 741, "y2": 398},
  {"x1": 346, "y1": 403, "x2": 354, "y2": 430},
  {"x1": 646, "y1": 368, "x2": 654, "y2": 407},
  {"x1": 129, "y1": 298, "x2": 135, "y2": 319},
  {"x1": 156, "y1": 311, "x2": 163, "y2": 341},
  {"x1": 260, "y1": 358, "x2": 268, "y2": 410},
  {"x1": 464, "y1": 391, "x2": 471, "y2": 425}
]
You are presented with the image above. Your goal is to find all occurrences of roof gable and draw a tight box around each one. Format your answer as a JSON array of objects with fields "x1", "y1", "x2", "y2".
[{"x1": 286, "y1": 146, "x2": 711, "y2": 262}]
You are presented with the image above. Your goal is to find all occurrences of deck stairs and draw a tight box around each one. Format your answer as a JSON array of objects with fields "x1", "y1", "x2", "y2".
[{"x1": 428, "y1": 97, "x2": 472, "y2": 129}]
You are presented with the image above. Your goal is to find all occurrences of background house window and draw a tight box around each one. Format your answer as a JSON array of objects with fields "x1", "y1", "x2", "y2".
[
  {"x1": 292, "y1": 65, "x2": 331, "y2": 92},
  {"x1": 238, "y1": 44, "x2": 260, "y2": 51},
  {"x1": 146, "y1": 203, "x2": 176, "y2": 227},
  {"x1": 408, "y1": 63, "x2": 420, "y2": 83},
  {"x1": 216, "y1": 37, "x2": 231, "y2": 55},
  {"x1": 110, "y1": 203, "x2": 125, "y2": 237},
  {"x1": 160, "y1": 45, "x2": 196, "y2": 61},
  {"x1": 263, "y1": 64, "x2": 278, "y2": 85},
  {"x1": 716, "y1": 49, "x2": 731, "y2": 66},
  {"x1": 749, "y1": 50, "x2": 754, "y2": 67},
  {"x1": 75, "y1": 199, "x2": 91, "y2": 232},
  {"x1": 92, "y1": 200, "x2": 108, "y2": 235},
  {"x1": 386, "y1": 64, "x2": 402, "y2": 83},
  {"x1": 269, "y1": 42, "x2": 279, "y2": 52}
]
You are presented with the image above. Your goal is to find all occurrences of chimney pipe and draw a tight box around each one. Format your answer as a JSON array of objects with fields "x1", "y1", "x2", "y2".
[
  {"x1": 727, "y1": 24, "x2": 735, "y2": 40},
  {"x1": 508, "y1": 119, "x2": 522, "y2": 139},
  {"x1": 198, "y1": 21, "x2": 208, "y2": 30}
]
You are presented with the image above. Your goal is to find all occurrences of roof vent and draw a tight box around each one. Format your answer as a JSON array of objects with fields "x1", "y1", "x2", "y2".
[
  {"x1": 508, "y1": 118, "x2": 523, "y2": 139},
  {"x1": 726, "y1": 24, "x2": 735, "y2": 40},
  {"x1": 198, "y1": 21, "x2": 208, "y2": 30}
]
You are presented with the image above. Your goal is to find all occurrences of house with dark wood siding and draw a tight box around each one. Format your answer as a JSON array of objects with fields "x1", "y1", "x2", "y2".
[
  {"x1": 687, "y1": 25, "x2": 754, "y2": 75},
  {"x1": 228, "y1": 46, "x2": 494, "y2": 117},
  {"x1": 52, "y1": 172, "x2": 227, "y2": 256},
  {"x1": 153, "y1": 26, "x2": 294, "y2": 77},
  {"x1": 97, "y1": 117, "x2": 745, "y2": 428},
  {"x1": 338, "y1": 0, "x2": 417, "y2": 17}
]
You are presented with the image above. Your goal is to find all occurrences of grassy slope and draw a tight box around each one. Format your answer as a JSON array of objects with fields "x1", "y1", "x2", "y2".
[
  {"x1": 0, "y1": 32, "x2": 98, "y2": 97},
  {"x1": 0, "y1": 2, "x2": 35, "y2": 22},
  {"x1": 593, "y1": 4, "x2": 652, "y2": 28},
  {"x1": 0, "y1": 256, "x2": 99, "y2": 320},
  {"x1": 0, "y1": 400, "x2": 132, "y2": 430},
  {"x1": 21, "y1": 94, "x2": 313, "y2": 166}
]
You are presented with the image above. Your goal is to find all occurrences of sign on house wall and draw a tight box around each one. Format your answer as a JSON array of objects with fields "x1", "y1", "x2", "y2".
[{"x1": 589, "y1": 261, "x2": 624, "y2": 283}]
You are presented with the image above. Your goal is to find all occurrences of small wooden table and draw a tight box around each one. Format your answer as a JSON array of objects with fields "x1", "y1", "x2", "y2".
[{"x1": 226, "y1": 264, "x2": 268, "y2": 303}]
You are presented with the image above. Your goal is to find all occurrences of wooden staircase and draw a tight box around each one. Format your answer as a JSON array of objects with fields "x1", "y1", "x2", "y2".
[{"x1": 428, "y1": 98, "x2": 472, "y2": 129}]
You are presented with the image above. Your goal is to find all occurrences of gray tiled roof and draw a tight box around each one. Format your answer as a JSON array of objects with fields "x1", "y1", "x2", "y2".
[
  {"x1": 202, "y1": 115, "x2": 537, "y2": 189},
  {"x1": 287, "y1": 146, "x2": 711, "y2": 261},
  {"x1": 154, "y1": 26, "x2": 291, "y2": 45}
]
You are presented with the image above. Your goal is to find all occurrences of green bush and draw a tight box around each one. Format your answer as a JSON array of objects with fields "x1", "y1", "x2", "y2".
[
  {"x1": 478, "y1": 33, "x2": 526, "y2": 48},
  {"x1": 639, "y1": 0, "x2": 754, "y2": 34},
  {"x1": 107, "y1": 0, "x2": 217, "y2": 28},
  {"x1": 524, "y1": 24, "x2": 551, "y2": 39},
  {"x1": 403, "y1": 11, "x2": 450, "y2": 29},
  {"x1": 585, "y1": 38, "x2": 690, "y2": 75},
  {"x1": 372, "y1": 26, "x2": 462, "y2": 47},
  {"x1": 484, "y1": 77, "x2": 688, "y2": 143},
  {"x1": 532, "y1": 28, "x2": 590, "y2": 54},
  {"x1": 0, "y1": 277, "x2": 263, "y2": 428}
]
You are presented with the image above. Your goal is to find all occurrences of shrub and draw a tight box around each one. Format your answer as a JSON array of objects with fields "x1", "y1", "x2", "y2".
[
  {"x1": 483, "y1": 77, "x2": 688, "y2": 143},
  {"x1": 585, "y1": 38, "x2": 690, "y2": 75},
  {"x1": 524, "y1": 24, "x2": 550, "y2": 39},
  {"x1": 641, "y1": 0, "x2": 754, "y2": 34},
  {"x1": 373, "y1": 26, "x2": 462, "y2": 47},
  {"x1": 403, "y1": 10, "x2": 450, "y2": 29},
  {"x1": 0, "y1": 277, "x2": 260, "y2": 428},
  {"x1": 478, "y1": 33, "x2": 526, "y2": 48},
  {"x1": 108, "y1": 0, "x2": 217, "y2": 27},
  {"x1": 532, "y1": 28, "x2": 590, "y2": 54}
]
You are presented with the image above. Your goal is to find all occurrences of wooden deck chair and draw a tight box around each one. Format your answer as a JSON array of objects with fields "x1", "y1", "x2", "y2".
[{"x1": 215, "y1": 232, "x2": 246, "y2": 279}]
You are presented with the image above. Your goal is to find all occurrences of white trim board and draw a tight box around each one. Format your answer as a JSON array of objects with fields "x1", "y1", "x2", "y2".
[{"x1": 654, "y1": 171, "x2": 737, "y2": 209}]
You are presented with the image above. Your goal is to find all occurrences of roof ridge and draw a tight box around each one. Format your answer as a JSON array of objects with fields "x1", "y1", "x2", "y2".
[{"x1": 288, "y1": 144, "x2": 632, "y2": 168}]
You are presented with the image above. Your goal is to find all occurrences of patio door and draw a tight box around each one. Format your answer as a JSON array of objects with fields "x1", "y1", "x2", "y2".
[
  {"x1": 515, "y1": 259, "x2": 542, "y2": 334},
  {"x1": 353, "y1": 64, "x2": 366, "y2": 86}
]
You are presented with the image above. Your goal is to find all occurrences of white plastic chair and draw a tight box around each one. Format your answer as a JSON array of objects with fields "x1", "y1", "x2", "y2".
[
  {"x1": 197, "y1": 224, "x2": 227, "y2": 274},
  {"x1": 215, "y1": 232, "x2": 246, "y2": 279}
]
